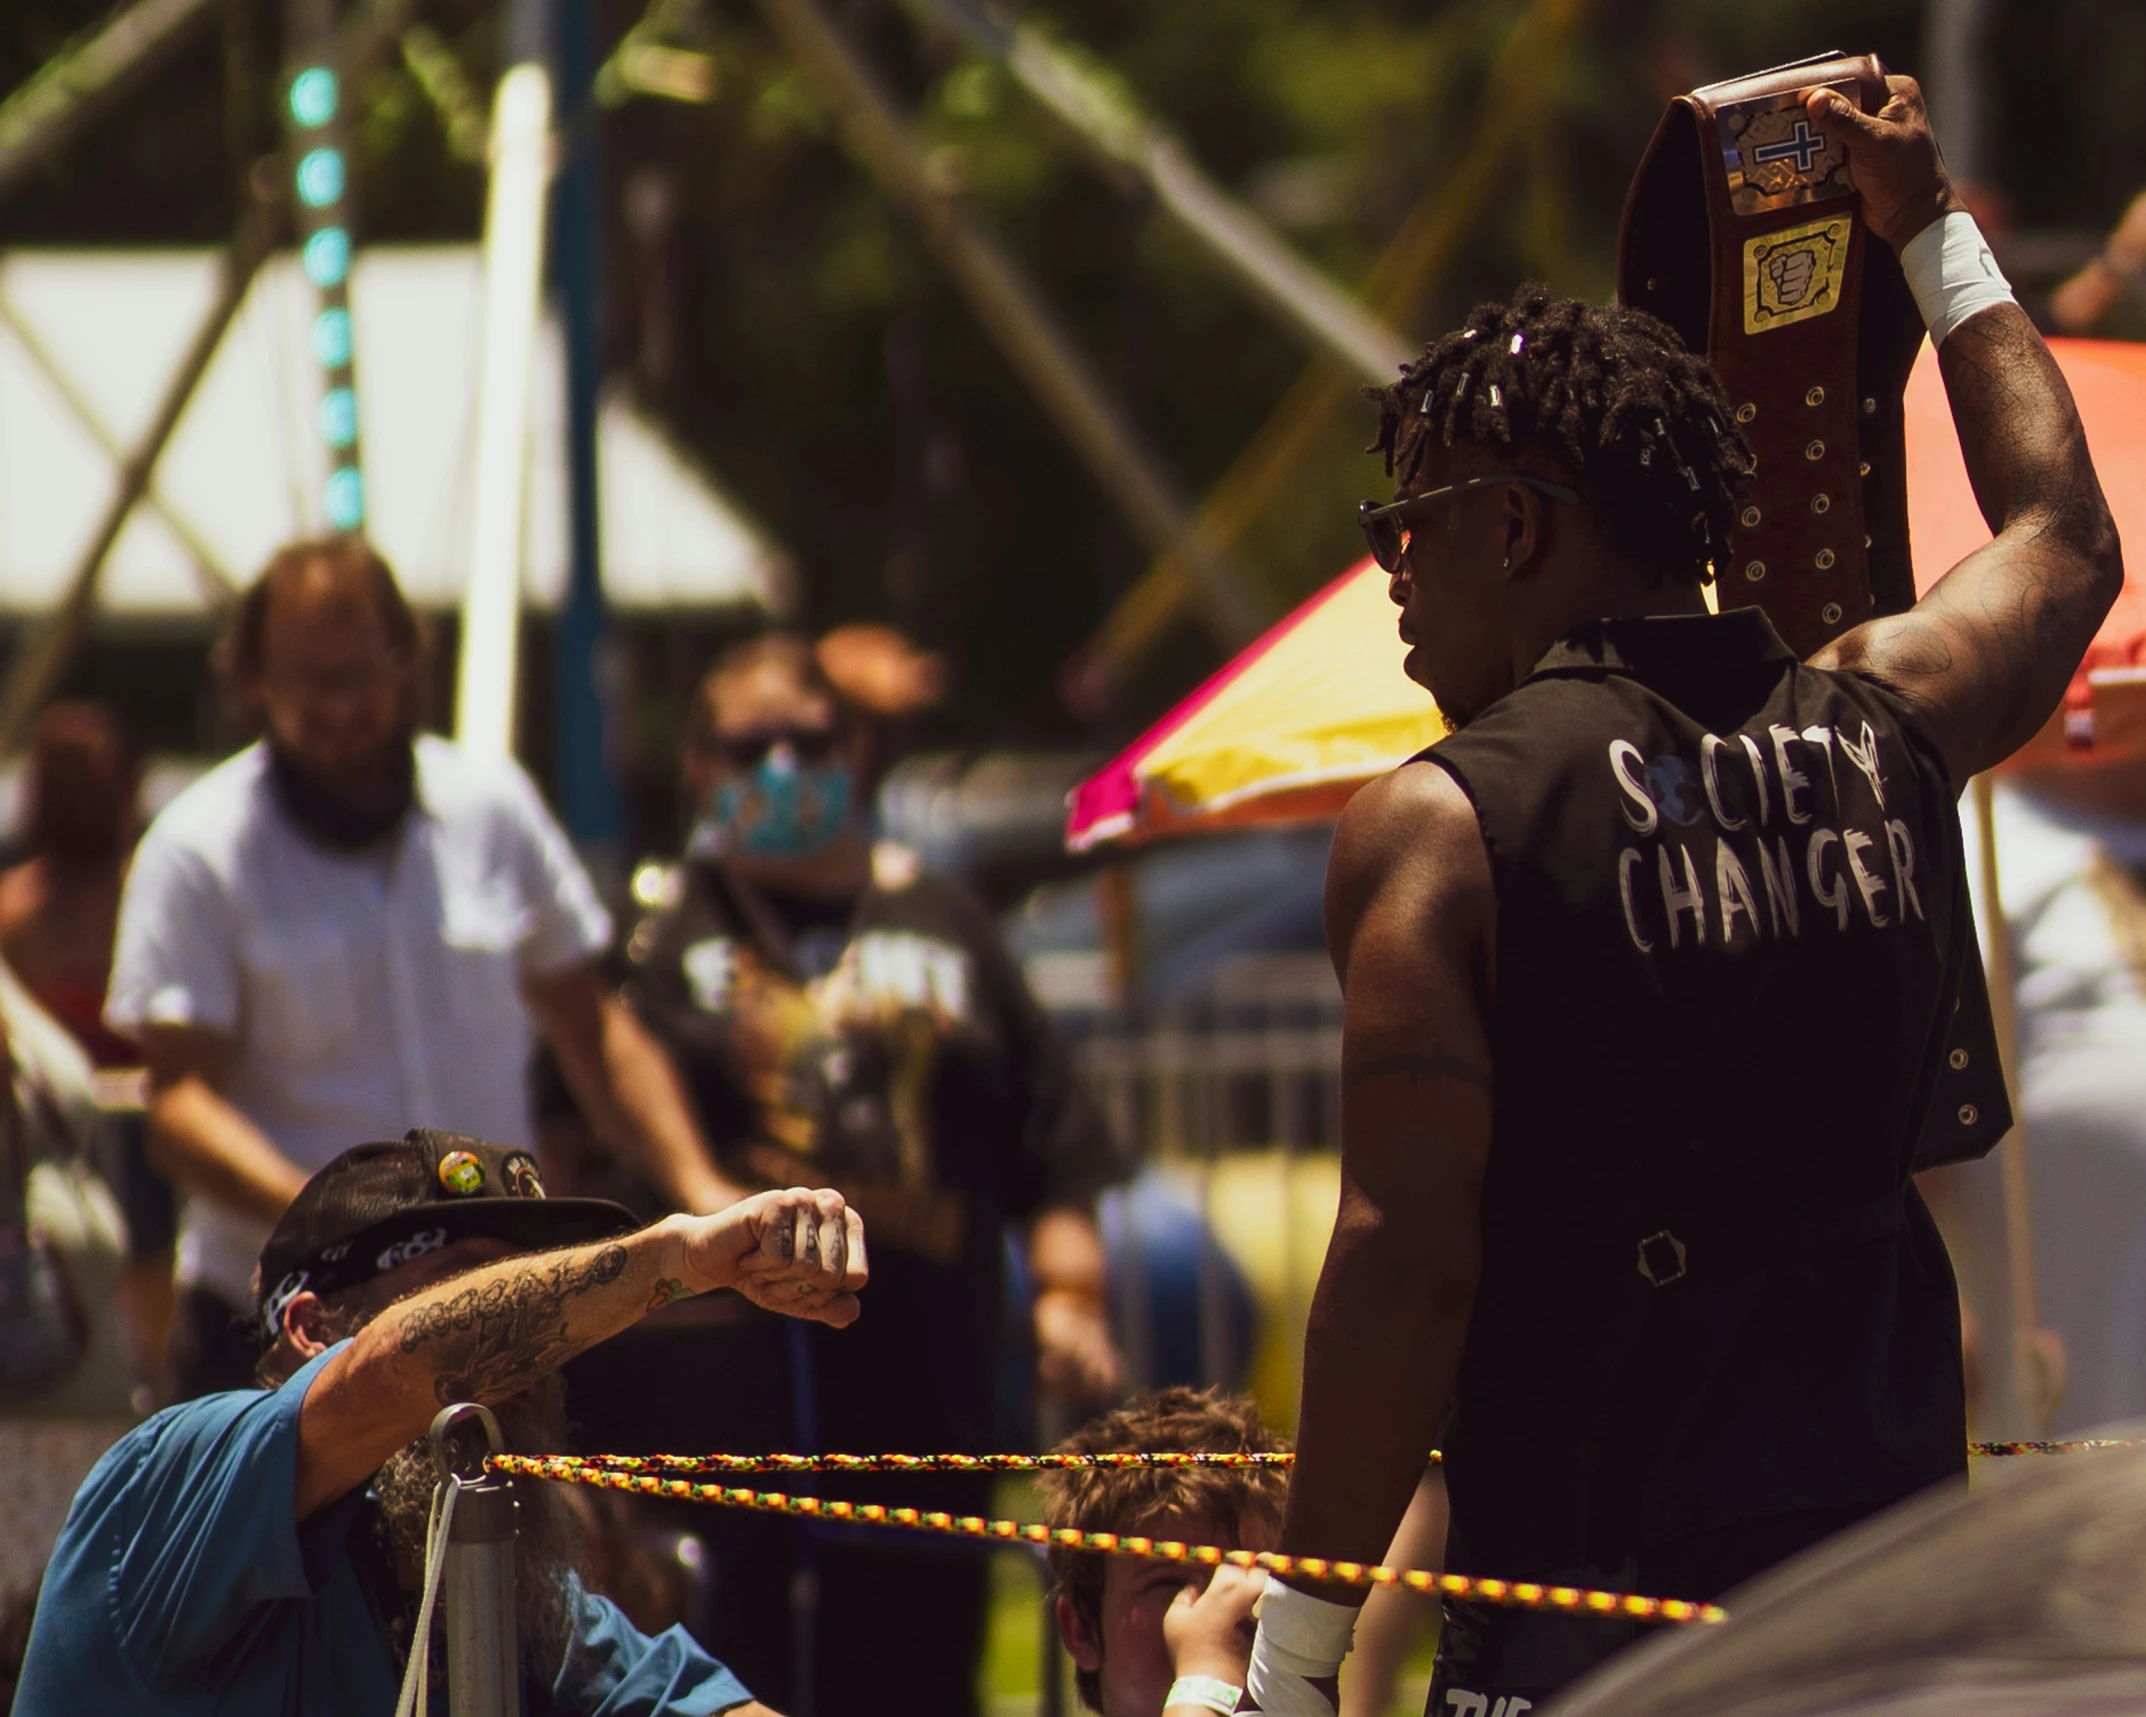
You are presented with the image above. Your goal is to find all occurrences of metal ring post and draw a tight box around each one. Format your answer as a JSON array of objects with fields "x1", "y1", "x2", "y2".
[{"x1": 430, "y1": 1404, "x2": 519, "y2": 1717}]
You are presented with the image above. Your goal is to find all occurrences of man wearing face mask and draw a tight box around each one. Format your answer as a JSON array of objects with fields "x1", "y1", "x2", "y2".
[
  {"x1": 564, "y1": 631, "x2": 1132, "y2": 1716},
  {"x1": 105, "y1": 538, "x2": 742, "y2": 1401}
]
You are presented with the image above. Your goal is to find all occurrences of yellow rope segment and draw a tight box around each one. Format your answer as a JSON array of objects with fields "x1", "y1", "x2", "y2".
[
  {"x1": 552, "y1": 1450, "x2": 1307, "y2": 1475},
  {"x1": 1969, "y1": 1439, "x2": 2140, "y2": 1456},
  {"x1": 489, "y1": 1454, "x2": 1728, "y2": 1626},
  {"x1": 526, "y1": 1440, "x2": 2131, "y2": 1479}
]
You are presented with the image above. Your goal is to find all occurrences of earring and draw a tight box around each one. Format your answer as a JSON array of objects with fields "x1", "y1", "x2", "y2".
[{"x1": 1502, "y1": 555, "x2": 1511, "y2": 569}]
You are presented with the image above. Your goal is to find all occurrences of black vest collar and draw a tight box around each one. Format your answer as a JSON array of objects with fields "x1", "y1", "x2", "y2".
[{"x1": 1527, "y1": 606, "x2": 1797, "y2": 682}]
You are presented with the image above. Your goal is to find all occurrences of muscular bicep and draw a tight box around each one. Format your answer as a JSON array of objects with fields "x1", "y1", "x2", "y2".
[
  {"x1": 1325, "y1": 762, "x2": 1495, "y2": 1237},
  {"x1": 1814, "y1": 305, "x2": 2121, "y2": 783}
]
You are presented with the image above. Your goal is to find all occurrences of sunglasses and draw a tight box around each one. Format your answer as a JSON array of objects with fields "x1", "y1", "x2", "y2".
[
  {"x1": 1358, "y1": 475, "x2": 1579, "y2": 574},
  {"x1": 710, "y1": 728, "x2": 843, "y2": 770}
]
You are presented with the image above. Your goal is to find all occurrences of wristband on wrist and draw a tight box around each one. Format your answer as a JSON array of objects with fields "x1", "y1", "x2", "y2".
[
  {"x1": 1899, "y1": 211, "x2": 2017, "y2": 346},
  {"x1": 1165, "y1": 1675, "x2": 1244, "y2": 1715},
  {"x1": 1245, "y1": 1582, "x2": 1359, "y2": 1717}
]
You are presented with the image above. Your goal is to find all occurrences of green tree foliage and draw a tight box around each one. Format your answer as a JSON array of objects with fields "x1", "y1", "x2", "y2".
[{"x1": 2, "y1": 0, "x2": 2137, "y2": 756}]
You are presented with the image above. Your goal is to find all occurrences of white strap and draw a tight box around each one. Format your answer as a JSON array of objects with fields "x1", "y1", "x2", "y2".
[
  {"x1": 393, "y1": 1478, "x2": 460, "y2": 1717},
  {"x1": 1899, "y1": 211, "x2": 2016, "y2": 346},
  {"x1": 1246, "y1": 1581, "x2": 1359, "y2": 1717},
  {"x1": 1165, "y1": 1673, "x2": 1245, "y2": 1714}
]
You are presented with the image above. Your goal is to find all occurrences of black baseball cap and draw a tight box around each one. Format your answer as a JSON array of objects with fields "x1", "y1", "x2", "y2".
[{"x1": 254, "y1": 1127, "x2": 637, "y2": 1343}]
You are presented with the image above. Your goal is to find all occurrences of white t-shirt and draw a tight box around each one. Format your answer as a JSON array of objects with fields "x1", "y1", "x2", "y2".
[
  {"x1": 105, "y1": 736, "x2": 610, "y2": 1307},
  {"x1": 1969, "y1": 781, "x2": 2146, "y2": 1432}
]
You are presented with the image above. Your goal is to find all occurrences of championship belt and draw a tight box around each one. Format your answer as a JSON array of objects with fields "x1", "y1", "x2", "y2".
[{"x1": 1617, "y1": 52, "x2": 1926, "y2": 659}]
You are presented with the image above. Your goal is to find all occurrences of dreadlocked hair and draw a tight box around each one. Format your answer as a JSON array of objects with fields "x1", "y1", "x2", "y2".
[{"x1": 1367, "y1": 283, "x2": 1752, "y2": 588}]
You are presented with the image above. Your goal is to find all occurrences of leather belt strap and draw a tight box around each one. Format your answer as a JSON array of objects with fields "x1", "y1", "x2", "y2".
[{"x1": 1617, "y1": 52, "x2": 1926, "y2": 659}]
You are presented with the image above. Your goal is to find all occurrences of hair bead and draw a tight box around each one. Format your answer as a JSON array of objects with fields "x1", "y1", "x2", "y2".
[{"x1": 1370, "y1": 284, "x2": 1748, "y2": 590}]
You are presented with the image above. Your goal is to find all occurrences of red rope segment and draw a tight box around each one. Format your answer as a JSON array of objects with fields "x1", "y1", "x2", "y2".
[{"x1": 488, "y1": 1455, "x2": 1727, "y2": 1626}]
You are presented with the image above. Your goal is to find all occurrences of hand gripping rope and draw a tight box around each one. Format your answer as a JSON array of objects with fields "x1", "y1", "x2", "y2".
[{"x1": 488, "y1": 1438, "x2": 2137, "y2": 1630}]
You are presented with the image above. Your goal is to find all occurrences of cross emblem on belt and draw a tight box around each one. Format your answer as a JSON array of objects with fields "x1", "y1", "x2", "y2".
[{"x1": 1750, "y1": 118, "x2": 1826, "y2": 174}]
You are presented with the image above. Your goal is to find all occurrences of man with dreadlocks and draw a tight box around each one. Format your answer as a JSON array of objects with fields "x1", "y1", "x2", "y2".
[{"x1": 1235, "y1": 77, "x2": 2124, "y2": 1717}]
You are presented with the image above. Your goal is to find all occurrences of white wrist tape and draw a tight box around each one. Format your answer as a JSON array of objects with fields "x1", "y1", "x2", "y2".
[
  {"x1": 1165, "y1": 1675, "x2": 1245, "y2": 1715},
  {"x1": 1245, "y1": 1582, "x2": 1358, "y2": 1717},
  {"x1": 1899, "y1": 211, "x2": 2016, "y2": 346}
]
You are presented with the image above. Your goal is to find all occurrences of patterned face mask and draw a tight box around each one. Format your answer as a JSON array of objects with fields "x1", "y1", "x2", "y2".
[{"x1": 710, "y1": 745, "x2": 854, "y2": 858}]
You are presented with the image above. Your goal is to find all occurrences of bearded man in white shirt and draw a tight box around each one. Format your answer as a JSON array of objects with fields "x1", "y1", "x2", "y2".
[{"x1": 107, "y1": 537, "x2": 743, "y2": 1398}]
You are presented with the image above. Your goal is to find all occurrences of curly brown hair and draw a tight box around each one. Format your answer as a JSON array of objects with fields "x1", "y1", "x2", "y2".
[{"x1": 1040, "y1": 1388, "x2": 1290, "y2": 1712}]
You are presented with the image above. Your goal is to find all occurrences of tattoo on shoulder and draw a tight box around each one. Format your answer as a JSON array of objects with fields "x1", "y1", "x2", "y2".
[
  {"x1": 1867, "y1": 616, "x2": 1955, "y2": 679},
  {"x1": 1344, "y1": 1048, "x2": 1492, "y2": 1096},
  {"x1": 398, "y1": 1243, "x2": 630, "y2": 1407}
]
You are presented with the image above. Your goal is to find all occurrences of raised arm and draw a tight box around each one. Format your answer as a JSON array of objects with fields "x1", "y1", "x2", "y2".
[
  {"x1": 293, "y1": 1186, "x2": 865, "y2": 1517},
  {"x1": 1249, "y1": 760, "x2": 1494, "y2": 1709},
  {"x1": 1806, "y1": 75, "x2": 2123, "y2": 784}
]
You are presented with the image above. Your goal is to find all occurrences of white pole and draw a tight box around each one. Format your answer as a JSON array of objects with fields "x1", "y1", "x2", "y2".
[
  {"x1": 1922, "y1": 0, "x2": 1998, "y2": 186},
  {"x1": 1973, "y1": 772, "x2": 2046, "y2": 1435},
  {"x1": 455, "y1": 61, "x2": 552, "y2": 758}
]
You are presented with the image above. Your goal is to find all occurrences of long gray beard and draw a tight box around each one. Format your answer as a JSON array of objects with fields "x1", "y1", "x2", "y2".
[{"x1": 372, "y1": 1375, "x2": 589, "y2": 1686}]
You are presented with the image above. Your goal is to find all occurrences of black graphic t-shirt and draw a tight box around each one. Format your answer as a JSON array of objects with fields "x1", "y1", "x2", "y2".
[
  {"x1": 603, "y1": 848, "x2": 1129, "y2": 1456},
  {"x1": 1424, "y1": 608, "x2": 2006, "y2": 1600}
]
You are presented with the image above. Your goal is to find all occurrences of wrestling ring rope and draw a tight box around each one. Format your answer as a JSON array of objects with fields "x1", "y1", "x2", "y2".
[
  {"x1": 492, "y1": 1440, "x2": 2133, "y2": 1479},
  {"x1": 488, "y1": 1454, "x2": 1726, "y2": 1623},
  {"x1": 487, "y1": 1439, "x2": 2137, "y2": 1628}
]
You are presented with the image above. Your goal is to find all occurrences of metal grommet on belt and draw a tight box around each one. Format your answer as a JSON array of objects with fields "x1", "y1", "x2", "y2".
[
  {"x1": 1949, "y1": 1047, "x2": 1970, "y2": 1071},
  {"x1": 1959, "y1": 1104, "x2": 1980, "y2": 1127},
  {"x1": 1637, "y1": 1230, "x2": 1688, "y2": 1287}
]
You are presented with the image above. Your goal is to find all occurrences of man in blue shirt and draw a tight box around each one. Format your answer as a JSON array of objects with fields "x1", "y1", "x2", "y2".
[{"x1": 17, "y1": 1127, "x2": 868, "y2": 1715}]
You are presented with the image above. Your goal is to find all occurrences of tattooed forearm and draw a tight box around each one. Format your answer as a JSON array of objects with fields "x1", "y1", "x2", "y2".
[
  {"x1": 1345, "y1": 1048, "x2": 1492, "y2": 1096},
  {"x1": 647, "y1": 1277, "x2": 694, "y2": 1311},
  {"x1": 397, "y1": 1243, "x2": 631, "y2": 1406}
]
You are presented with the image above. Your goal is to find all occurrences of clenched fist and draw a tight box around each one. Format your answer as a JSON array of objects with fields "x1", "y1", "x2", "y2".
[
  {"x1": 1804, "y1": 72, "x2": 1968, "y2": 254},
  {"x1": 677, "y1": 1185, "x2": 869, "y2": 1327}
]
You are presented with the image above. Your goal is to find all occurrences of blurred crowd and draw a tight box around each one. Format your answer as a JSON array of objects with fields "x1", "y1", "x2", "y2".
[{"x1": 0, "y1": 533, "x2": 1449, "y2": 1716}]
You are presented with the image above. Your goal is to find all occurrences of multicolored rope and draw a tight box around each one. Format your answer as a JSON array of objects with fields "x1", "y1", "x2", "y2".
[
  {"x1": 1969, "y1": 1439, "x2": 2141, "y2": 1456},
  {"x1": 489, "y1": 1454, "x2": 1727, "y2": 1626},
  {"x1": 549, "y1": 1450, "x2": 1307, "y2": 1476},
  {"x1": 534, "y1": 1439, "x2": 2138, "y2": 1478},
  {"x1": 487, "y1": 1440, "x2": 2137, "y2": 1628}
]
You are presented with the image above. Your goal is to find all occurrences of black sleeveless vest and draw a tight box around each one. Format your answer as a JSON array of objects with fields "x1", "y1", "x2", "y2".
[{"x1": 1424, "y1": 608, "x2": 2007, "y2": 1592}]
